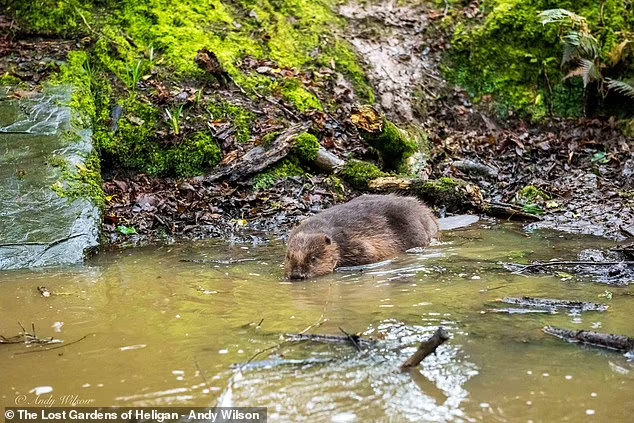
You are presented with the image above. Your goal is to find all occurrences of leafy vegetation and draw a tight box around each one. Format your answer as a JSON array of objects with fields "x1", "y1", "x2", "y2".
[
  {"x1": 445, "y1": 0, "x2": 634, "y2": 119},
  {"x1": 539, "y1": 8, "x2": 634, "y2": 107},
  {"x1": 252, "y1": 159, "x2": 305, "y2": 191}
]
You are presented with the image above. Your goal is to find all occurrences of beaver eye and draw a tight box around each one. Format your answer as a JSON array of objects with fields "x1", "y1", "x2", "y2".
[{"x1": 310, "y1": 255, "x2": 317, "y2": 263}]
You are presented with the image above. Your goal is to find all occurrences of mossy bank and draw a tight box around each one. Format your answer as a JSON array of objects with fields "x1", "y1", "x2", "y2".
[
  {"x1": 444, "y1": 0, "x2": 634, "y2": 119},
  {"x1": 7, "y1": 0, "x2": 373, "y2": 179}
]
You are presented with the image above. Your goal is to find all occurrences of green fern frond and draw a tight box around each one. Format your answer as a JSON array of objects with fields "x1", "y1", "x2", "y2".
[
  {"x1": 561, "y1": 44, "x2": 579, "y2": 66},
  {"x1": 564, "y1": 59, "x2": 602, "y2": 87},
  {"x1": 605, "y1": 78, "x2": 634, "y2": 99},
  {"x1": 578, "y1": 34, "x2": 600, "y2": 59},
  {"x1": 562, "y1": 32, "x2": 600, "y2": 59},
  {"x1": 538, "y1": 9, "x2": 587, "y2": 27}
]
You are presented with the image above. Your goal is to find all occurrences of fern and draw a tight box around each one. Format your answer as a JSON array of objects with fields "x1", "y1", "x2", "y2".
[
  {"x1": 537, "y1": 9, "x2": 585, "y2": 25},
  {"x1": 562, "y1": 32, "x2": 600, "y2": 59},
  {"x1": 605, "y1": 78, "x2": 634, "y2": 99},
  {"x1": 565, "y1": 59, "x2": 602, "y2": 87},
  {"x1": 538, "y1": 9, "x2": 585, "y2": 26},
  {"x1": 561, "y1": 43, "x2": 578, "y2": 66}
]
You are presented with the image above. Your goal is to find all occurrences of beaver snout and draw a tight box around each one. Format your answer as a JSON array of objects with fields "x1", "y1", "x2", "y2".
[{"x1": 288, "y1": 269, "x2": 307, "y2": 280}]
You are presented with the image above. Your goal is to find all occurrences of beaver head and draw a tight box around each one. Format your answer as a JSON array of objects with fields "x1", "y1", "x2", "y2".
[{"x1": 284, "y1": 232, "x2": 340, "y2": 280}]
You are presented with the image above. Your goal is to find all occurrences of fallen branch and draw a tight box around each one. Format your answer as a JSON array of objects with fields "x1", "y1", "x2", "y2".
[
  {"x1": 1, "y1": 322, "x2": 58, "y2": 346},
  {"x1": 194, "y1": 123, "x2": 310, "y2": 183},
  {"x1": 284, "y1": 332, "x2": 375, "y2": 349},
  {"x1": 543, "y1": 326, "x2": 634, "y2": 353},
  {"x1": 368, "y1": 176, "x2": 541, "y2": 220},
  {"x1": 14, "y1": 333, "x2": 96, "y2": 355},
  {"x1": 499, "y1": 297, "x2": 608, "y2": 312},
  {"x1": 180, "y1": 258, "x2": 257, "y2": 264},
  {"x1": 508, "y1": 260, "x2": 634, "y2": 273},
  {"x1": 400, "y1": 327, "x2": 450, "y2": 372}
]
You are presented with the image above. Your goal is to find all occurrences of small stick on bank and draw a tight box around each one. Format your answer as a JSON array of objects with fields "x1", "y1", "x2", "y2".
[{"x1": 400, "y1": 327, "x2": 450, "y2": 372}]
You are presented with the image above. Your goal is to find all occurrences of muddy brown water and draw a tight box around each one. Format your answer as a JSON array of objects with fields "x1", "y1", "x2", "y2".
[{"x1": 1, "y1": 223, "x2": 632, "y2": 422}]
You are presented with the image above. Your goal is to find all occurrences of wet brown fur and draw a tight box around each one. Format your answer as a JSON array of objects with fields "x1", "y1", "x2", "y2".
[{"x1": 284, "y1": 195, "x2": 439, "y2": 279}]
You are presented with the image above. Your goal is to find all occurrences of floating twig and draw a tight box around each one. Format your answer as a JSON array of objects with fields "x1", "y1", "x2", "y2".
[
  {"x1": 485, "y1": 308, "x2": 558, "y2": 315},
  {"x1": 14, "y1": 334, "x2": 95, "y2": 355}
]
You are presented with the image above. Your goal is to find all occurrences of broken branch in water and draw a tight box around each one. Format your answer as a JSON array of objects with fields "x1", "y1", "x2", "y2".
[
  {"x1": 14, "y1": 333, "x2": 95, "y2": 355},
  {"x1": 0, "y1": 322, "x2": 57, "y2": 346},
  {"x1": 180, "y1": 258, "x2": 257, "y2": 264},
  {"x1": 498, "y1": 297, "x2": 609, "y2": 312},
  {"x1": 543, "y1": 326, "x2": 634, "y2": 353},
  {"x1": 284, "y1": 332, "x2": 375, "y2": 349},
  {"x1": 338, "y1": 327, "x2": 362, "y2": 352},
  {"x1": 400, "y1": 327, "x2": 450, "y2": 372},
  {"x1": 508, "y1": 260, "x2": 634, "y2": 273}
]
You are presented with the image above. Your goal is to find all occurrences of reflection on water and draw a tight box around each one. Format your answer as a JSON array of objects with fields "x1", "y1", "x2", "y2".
[{"x1": 0, "y1": 223, "x2": 632, "y2": 422}]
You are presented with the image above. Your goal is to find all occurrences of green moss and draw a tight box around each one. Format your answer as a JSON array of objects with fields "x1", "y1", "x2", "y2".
[
  {"x1": 413, "y1": 177, "x2": 474, "y2": 211},
  {"x1": 171, "y1": 132, "x2": 222, "y2": 177},
  {"x1": 208, "y1": 100, "x2": 254, "y2": 143},
  {"x1": 8, "y1": 0, "x2": 97, "y2": 37},
  {"x1": 261, "y1": 131, "x2": 281, "y2": 147},
  {"x1": 360, "y1": 120, "x2": 419, "y2": 170},
  {"x1": 252, "y1": 158, "x2": 305, "y2": 190},
  {"x1": 340, "y1": 160, "x2": 387, "y2": 190},
  {"x1": 274, "y1": 79, "x2": 323, "y2": 112},
  {"x1": 13, "y1": 0, "x2": 370, "y2": 94},
  {"x1": 445, "y1": 0, "x2": 634, "y2": 118},
  {"x1": 295, "y1": 132, "x2": 320, "y2": 162},
  {"x1": 51, "y1": 153, "x2": 105, "y2": 209},
  {"x1": 15, "y1": 0, "x2": 373, "y2": 178},
  {"x1": 517, "y1": 185, "x2": 550, "y2": 203},
  {"x1": 0, "y1": 73, "x2": 22, "y2": 86}
]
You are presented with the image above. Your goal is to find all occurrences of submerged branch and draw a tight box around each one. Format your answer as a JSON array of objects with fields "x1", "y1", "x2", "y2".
[
  {"x1": 498, "y1": 297, "x2": 608, "y2": 312},
  {"x1": 508, "y1": 260, "x2": 634, "y2": 273},
  {"x1": 400, "y1": 327, "x2": 450, "y2": 372},
  {"x1": 543, "y1": 326, "x2": 634, "y2": 353}
]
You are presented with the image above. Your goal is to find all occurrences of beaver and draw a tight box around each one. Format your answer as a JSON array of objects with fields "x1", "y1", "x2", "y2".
[{"x1": 284, "y1": 194, "x2": 439, "y2": 279}]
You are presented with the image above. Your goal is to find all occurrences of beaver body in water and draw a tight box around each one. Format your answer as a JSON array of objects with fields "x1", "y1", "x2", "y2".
[{"x1": 284, "y1": 194, "x2": 439, "y2": 279}]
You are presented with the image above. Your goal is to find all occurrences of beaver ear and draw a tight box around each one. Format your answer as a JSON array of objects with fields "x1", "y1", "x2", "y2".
[{"x1": 323, "y1": 234, "x2": 332, "y2": 245}]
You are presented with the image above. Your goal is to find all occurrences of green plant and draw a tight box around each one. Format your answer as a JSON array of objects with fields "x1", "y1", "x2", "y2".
[
  {"x1": 116, "y1": 225, "x2": 137, "y2": 235},
  {"x1": 165, "y1": 105, "x2": 184, "y2": 135},
  {"x1": 125, "y1": 60, "x2": 144, "y2": 90},
  {"x1": 523, "y1": 204, "x2": 545, "y2": 216},
  {"x1": 539, "y1": 8, "x2": 634, "y2": 99}
]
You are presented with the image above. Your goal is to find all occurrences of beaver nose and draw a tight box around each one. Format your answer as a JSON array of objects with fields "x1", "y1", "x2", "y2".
[{"x1": 289, "y1": 270, "x2": 306, "y2": 280}]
